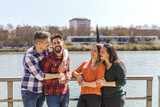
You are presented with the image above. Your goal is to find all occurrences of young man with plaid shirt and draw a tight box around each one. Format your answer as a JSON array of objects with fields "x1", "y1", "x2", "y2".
[
  {"x1": 40, "y1": 34, "x2": 70, "y2": 107},
  {"x1": 21, "y1": 31, "x2": 68, "y2": 107}
]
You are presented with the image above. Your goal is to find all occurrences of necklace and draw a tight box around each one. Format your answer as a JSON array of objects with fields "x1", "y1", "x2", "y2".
[{"x1": 90, "y1": 63, "x2": 95, "y2": 68}]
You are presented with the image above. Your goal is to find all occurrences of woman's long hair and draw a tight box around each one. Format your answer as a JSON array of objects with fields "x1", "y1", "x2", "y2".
[
  {"x1": 103, "y1": 43, "x2": 127, "y2": 71},
  {"x1": 92, "y1": 44, "x2": 103, "y2": 68}
]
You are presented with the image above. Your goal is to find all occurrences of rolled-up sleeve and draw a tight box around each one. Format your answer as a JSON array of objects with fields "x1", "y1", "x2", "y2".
[
  {"x1": 24, "y1": 55, "x2": 45, "y2": 80},
  {"x1": 65, "y1": 57, "x2": 70, "y2": 77},
  {"x1": 71, "y1": 61, "x2": 86, "y2": 77}
]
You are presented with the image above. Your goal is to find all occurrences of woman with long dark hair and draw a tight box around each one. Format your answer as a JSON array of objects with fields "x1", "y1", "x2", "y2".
[
  {"x1": 96, "y1": 43, "x2": 126, "y2": 107},
  {"x1": 72, "y1": 44, "x2": 105, "y2": 107}
]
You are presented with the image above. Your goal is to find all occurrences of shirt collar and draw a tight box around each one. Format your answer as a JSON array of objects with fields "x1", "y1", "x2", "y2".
[
  {"x1": 32, "y1": 45, "x2": 42, "y2": 57},
  {"x1": 52, "y1": 51, "x2": 63, "y2": 59}
]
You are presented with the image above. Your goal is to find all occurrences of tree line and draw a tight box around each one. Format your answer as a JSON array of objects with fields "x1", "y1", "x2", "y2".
[{"x1": 0, "y1": 23, "x2": 160, "y2": 47}]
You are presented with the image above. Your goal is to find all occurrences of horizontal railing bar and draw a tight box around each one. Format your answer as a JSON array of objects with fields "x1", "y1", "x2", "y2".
[
  {"x1": 126, "y1": 97, "x2": 151, "y2": 100},
  {"x1": 0, "y1": 99, "x2": 22, "y2": 102},
  {"x1": 0, "y1": 77, "x2": 21, "y2": 82},
  {"x1": 127, "y1": 75, "x2": 153, "y2": 80},
  {"x1": 0, "y1": 75, "x2": 153, "y2": 82},
  {"x1": 0, "y1": 96, "x2": 152, "y2": 102}
]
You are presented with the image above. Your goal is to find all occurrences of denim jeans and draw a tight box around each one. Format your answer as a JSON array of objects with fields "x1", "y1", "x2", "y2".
[
  {"x1": 21, "y1": 90, "x2": 45, "y2": 107},
  {"x1": 46, "y1": 92, "x2": 69, "y2": 107}
]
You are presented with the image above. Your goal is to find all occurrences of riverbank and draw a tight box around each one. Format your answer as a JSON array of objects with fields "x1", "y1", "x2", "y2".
[
  {"x1": 0, "y1": 44, "x2": 160, "y2": 52},
  {"x1": 65, "y1": 44, "x2": 160, "y2": 51}
]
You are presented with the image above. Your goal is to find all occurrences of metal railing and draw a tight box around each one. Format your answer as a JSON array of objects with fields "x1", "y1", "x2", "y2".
[
  {"x1": 126, "y1": 75, "x2": 153, "y2": 107},
  {"x1": 0, "y1": 75, "x2": 153, "y2": 107},
  {"x1": 158, "y1": 75, "x2": 160, "y2": 107}
]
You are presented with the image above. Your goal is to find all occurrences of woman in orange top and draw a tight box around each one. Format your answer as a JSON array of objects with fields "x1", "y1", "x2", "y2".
[{"x1": 72, "y1": 44, "x2": 105, "y2": 107}]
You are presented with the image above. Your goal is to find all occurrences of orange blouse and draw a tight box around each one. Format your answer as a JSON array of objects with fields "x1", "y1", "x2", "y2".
[{"x1": 72, "y1": 60, "x2": 105, "y2": 95}]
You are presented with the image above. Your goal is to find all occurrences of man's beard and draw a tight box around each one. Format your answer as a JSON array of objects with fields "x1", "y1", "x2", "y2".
[{"x1": 55, "y1": 46, "x2": 62, "y2": 53}]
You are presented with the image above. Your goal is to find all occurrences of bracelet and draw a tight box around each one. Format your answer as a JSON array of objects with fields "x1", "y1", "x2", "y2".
[
  {"x1": 77, "y1": 73, "x2": 82, "y2": 77},
  {"x1": 62, "y1": 59, "x2": 67, "y2": 62}
]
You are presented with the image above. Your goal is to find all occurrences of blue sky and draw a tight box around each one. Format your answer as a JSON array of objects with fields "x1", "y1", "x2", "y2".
[{"x1": 0, "y1": 0, "x2": 160, "y2": 28}]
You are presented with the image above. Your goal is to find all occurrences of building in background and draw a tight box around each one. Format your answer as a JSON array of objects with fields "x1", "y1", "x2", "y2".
[
  {"x1": 69, "y1": 18, "x2": 91, "y2": 36},
  {"x1": 67, "y1": 35, "x2": 159, "y2": 46},
  {"x1": 69, "y1": 18, "x2": 91, "y2": 30}
]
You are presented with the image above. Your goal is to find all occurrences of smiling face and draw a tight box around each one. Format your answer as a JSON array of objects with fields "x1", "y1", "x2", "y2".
[
  {"x1": 52, "y1": 38, "x2": 63, "y2": 53},
  {"x1": 91, "y1": 45, "x2": 99, "y2": 60},
  {"x1": 100, "y1": 46, "x2": 109, "y2": 61},
  {"x1": 38, "y1": 38, "x2": 50, "y2": 51}
]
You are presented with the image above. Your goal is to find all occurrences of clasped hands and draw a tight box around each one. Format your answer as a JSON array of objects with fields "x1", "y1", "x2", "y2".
[
  {"x1": 58, "y1": 61, "x2": 70, "y2": 84},
  {"x1": 77, "y1": 75, "x2": 106, "y2": 87},
  {"x1": 76, "y1": 75, "x2": 86, "y2": 87},
  {"x1": 96, "y1": 78, "x2": 106, "y2": 86},
  {"x1": 59, "y1": 72, "x2": 70, "y2": 84}
]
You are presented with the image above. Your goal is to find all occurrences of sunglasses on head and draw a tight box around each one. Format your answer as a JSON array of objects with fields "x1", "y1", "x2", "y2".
[{"x1": 104, "y1": 43, "x2": 110, "y2": 47}]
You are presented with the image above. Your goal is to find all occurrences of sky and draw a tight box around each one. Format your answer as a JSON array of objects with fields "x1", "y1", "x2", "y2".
[{"x1": 0, "y1": 0, "x2": 160, "y2": 28}]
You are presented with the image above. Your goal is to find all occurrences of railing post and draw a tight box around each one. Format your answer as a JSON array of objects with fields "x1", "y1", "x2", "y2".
[
  {"x1": 158, "y1": 76, "x2": 160, "y2": 107},
  {"x1": 146, "y1": 79, "x2": 152, "y2": 107},
  {"x1": 7, "y1": 81, "x2": 13, "y2": 107}
]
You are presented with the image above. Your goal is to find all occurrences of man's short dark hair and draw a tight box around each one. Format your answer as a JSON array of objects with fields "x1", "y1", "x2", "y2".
[
  {"x1": 50, "y1": 33, "x2": 62, "y2": 42},
  {"x1": 34, "y1": 31, "x2": 50, "y2": 41}
]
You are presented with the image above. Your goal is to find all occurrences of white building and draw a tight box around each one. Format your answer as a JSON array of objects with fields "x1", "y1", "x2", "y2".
[{"x1": 69, "y1": 18, "x2": 91, "y2": 30}]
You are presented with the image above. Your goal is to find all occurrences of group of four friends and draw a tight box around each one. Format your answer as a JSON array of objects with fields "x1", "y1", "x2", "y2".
[{"x1": 21, "y1": 31, "x2": 127, "y2": 107}]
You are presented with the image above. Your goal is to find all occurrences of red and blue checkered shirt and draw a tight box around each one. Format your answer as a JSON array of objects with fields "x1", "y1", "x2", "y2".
[{"x1": 40, "y1": 51, "x2": 70, "y2": 95}]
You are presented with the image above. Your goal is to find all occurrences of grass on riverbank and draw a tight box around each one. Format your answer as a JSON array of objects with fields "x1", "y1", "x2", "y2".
[
  {"x1": 114, "y1": 44, "x2": 160, "y2": 51},
  {"x1": 64, "y1": 44, "x2": 160, "y2": 51}
]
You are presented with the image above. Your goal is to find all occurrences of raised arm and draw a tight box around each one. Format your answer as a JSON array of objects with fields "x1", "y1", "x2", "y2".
[
  {"x1": 58, "y1": 48, "x2": 68, "y2": 72},
  {"x1": 72, "y1": 61, "x2": 86, "y2": 85},
  {"x1": 59, "y1": 57, "x2": 70, "y2": 84}
]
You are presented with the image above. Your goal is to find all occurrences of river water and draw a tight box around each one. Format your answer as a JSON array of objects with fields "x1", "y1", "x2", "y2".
[{"x1": 0, "y1": 51, "x2": 160, "y2": 107}]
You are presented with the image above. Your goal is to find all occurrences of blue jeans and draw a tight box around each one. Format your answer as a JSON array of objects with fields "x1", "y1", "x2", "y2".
[
  {"x1": 21, "y1": 90, "x2": 45, "y2": 107},
  {"x1": 46, "y1": 92, "x2": 69, "y2": 107}
]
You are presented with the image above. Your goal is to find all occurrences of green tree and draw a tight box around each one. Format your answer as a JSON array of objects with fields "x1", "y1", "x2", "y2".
[
  {"x1": 61, "y1": 27, "x2": 69, "y2": 39},
  {"x1": 100, "y1": 27, "x2": 112, "y2": 36},
  {"x1": 16, "y1": 25, "x2": 42, "y2": 45},
  {"x1": 68, "y1": 27, "x2": 77, "y2": 36},
  {"x1": 129, "y1": 37, "x2": 138, "y2": 43},
  {"x1": 49, "y1": 26, "x2": 61, "y2": 34},
  {"x1": 117, "y1": 31, "x2": 128, "y2": 36},
  {"x1": 2, "y1": 30, "x2": 10, "y2": 45}
]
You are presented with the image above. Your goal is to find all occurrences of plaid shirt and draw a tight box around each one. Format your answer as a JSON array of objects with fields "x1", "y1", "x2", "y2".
[
  {"x1": 40, "y1": 51, "x2": 70, "y2": 95},
  {"x1": 21, "y1": 46, "x2": 53, "y2": 93}
]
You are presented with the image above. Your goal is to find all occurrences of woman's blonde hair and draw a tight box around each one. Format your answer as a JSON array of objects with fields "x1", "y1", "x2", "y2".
[{"x1": 92, "y1": 44, "x2": 103, "y2": 68}]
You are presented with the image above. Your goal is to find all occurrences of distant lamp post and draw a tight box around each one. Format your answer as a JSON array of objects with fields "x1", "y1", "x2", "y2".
[{"x1": 96, "y1": 25, "x2": 100, "y2": 43}]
